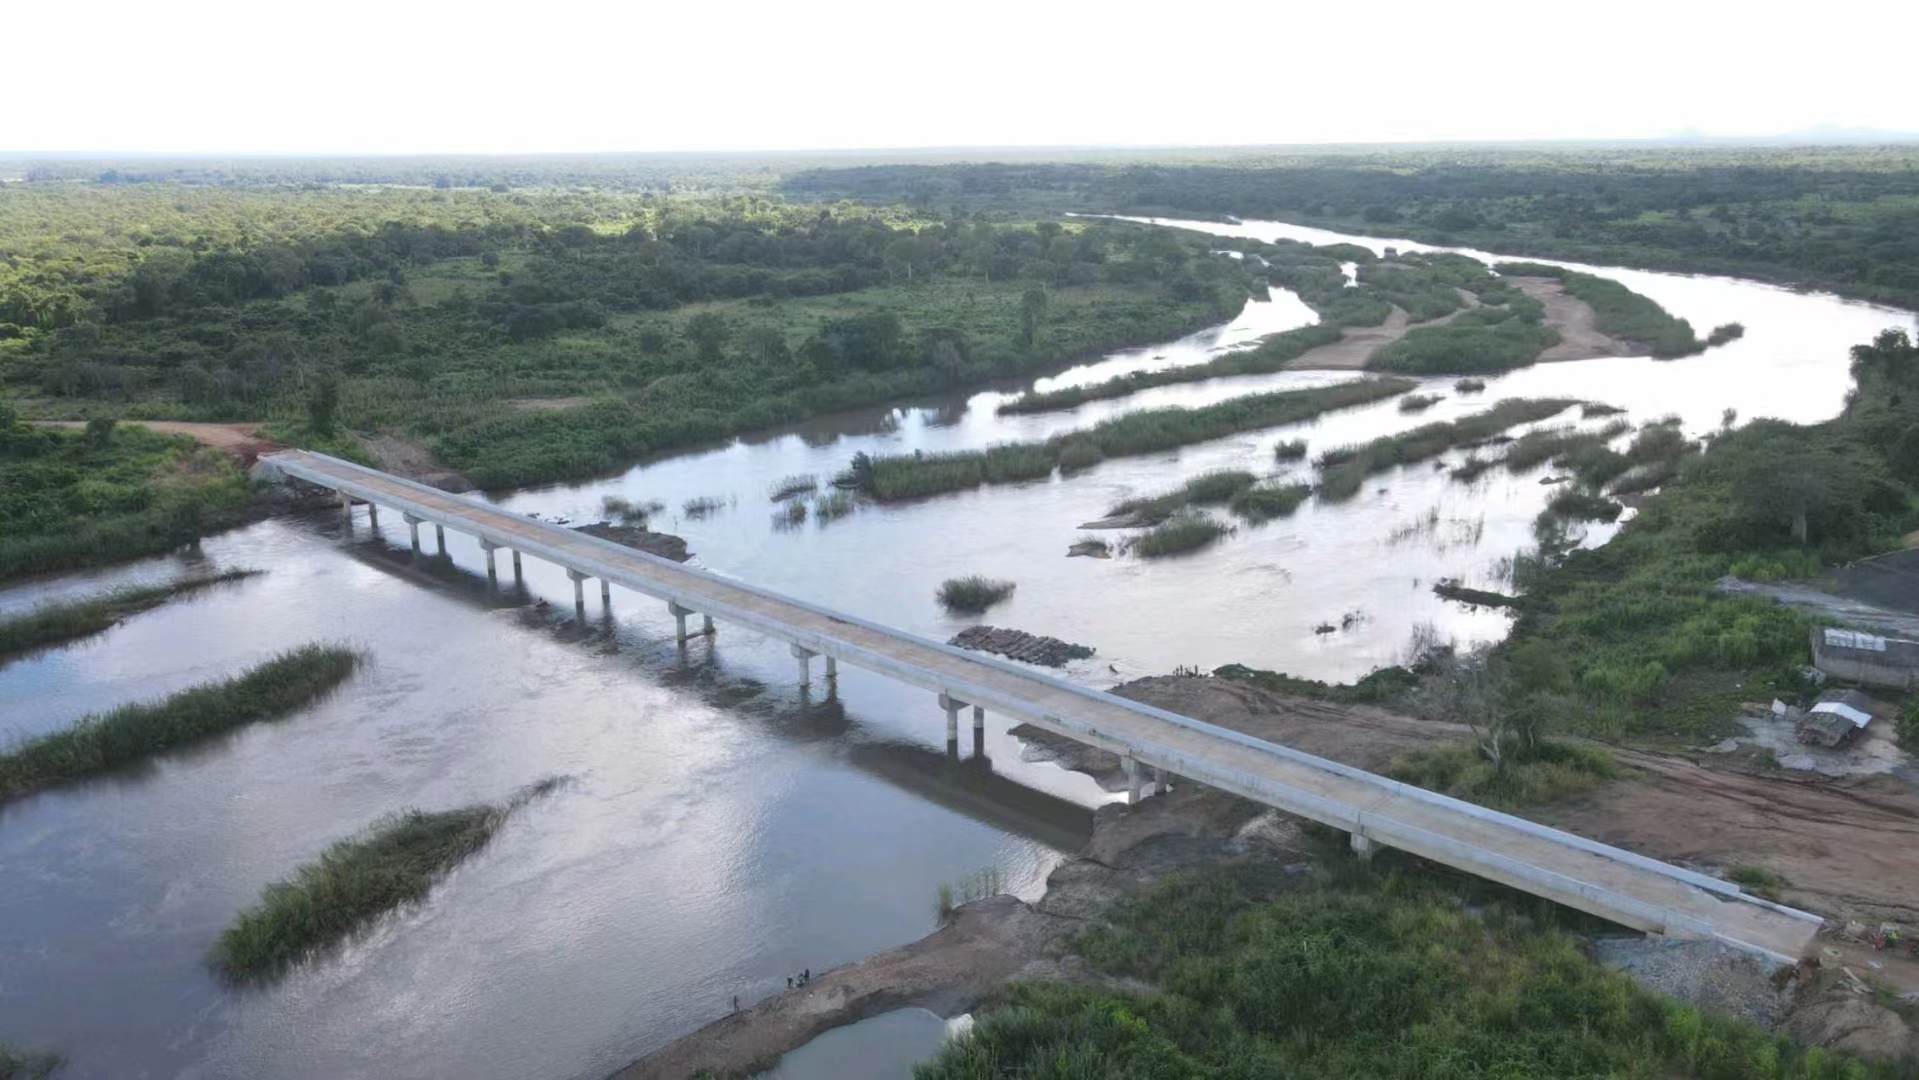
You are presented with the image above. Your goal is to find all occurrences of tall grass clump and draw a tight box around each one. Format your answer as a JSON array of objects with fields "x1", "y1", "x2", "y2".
[
  {"x1": 1272, "y1": 438, "x2": 1308, "y2": 461},
  {"x1": 1546, "y1": 489, "x2": 1624, "y2": 523},
  {"x1": 1453, "y1": 377, "x2": 1487, "y2": 393},
  {"x1": 934, "y1": 865, "x2": 1007, "y2": 923},
  {"x1": 0, "y1": 569, "x2": 259, "y2": 660},
  {"x1": 1229, "y1": 482, "x2": 1312, "y2": 523},
  {"x1": 768, "y1": 474, "x2": 818, "y2": 501},
  {"x1": 811, "y1": 490, "x2": 855, "y2": 523},
  {"x1": 771, "y1": 500, "x2": 807, "y2": 530},
  {"x1": 0, "y1": 644, "x2": 360, "y2": 802},
  {"x1": 1397, "y1": 393, "x2": 1443, "y2": 413},
  {"x1": 600, "y1": 495, "x2": 663, "y2": 525},
  {"x1": 1130, "y1": 511, "x2": 1231, "y2": 558},
  {"x1": 937, "y1": 575, "x2": 1016, "y2": 613},
  {"x1": 1706, "y1": 322, "x2": 1746, "y2": 347},
  {"x1": 207, "y1": 778, "x2": 563, "y2": 982},
  {"x1": 682, "y1": 495, "x2": 730, "y2": 519}
]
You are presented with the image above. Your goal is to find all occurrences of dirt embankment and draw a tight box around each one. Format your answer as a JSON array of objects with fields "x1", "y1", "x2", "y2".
[
  {"x1": 1507, "y1": 276, "x2": 1641, "y2": 362},
  {"x1": 611, "y1": 786, "x2": 1287, "y2": 1080}
]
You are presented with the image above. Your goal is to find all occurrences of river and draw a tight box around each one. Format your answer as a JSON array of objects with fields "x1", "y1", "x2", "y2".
[{"x1": 0, "y1": 217, "x2": 1911, "y2": 1079}]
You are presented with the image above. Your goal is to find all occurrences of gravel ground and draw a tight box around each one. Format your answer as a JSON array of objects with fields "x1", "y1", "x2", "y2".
[{"x1": 1593, "y1": 936, "x2": 1797, "y2": 1028}]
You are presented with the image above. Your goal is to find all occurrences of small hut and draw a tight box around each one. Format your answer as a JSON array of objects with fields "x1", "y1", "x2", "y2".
[{"x1": 1796, "y1": 689, "x2": 1876, "y2": 748}]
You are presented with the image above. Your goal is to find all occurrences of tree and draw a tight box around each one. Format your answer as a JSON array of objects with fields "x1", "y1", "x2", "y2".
[
  {"x1": 307, "y1": 377, "x2": 339, "y2": 438},
  {"x1": 1020, "y1": 288, "x2": 1049, "y2": 348},
  {"x1": 685, "y1": 312, "x2": 730, "y2": 364}
]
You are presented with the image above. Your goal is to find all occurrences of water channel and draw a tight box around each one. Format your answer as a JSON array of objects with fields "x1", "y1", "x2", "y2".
[{"x1": 1, "y1": 217, "x2": 1912, "y2": 1079}]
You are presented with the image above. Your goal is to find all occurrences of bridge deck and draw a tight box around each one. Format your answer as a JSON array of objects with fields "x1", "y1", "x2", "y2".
[{"x1": 261, "y1": 450, "x2": 1823, "y2": 964}]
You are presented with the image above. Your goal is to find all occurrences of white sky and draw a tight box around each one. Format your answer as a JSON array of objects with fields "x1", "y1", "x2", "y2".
[{"x1": 11, "y1": 0, "x2": 1918, "y2": 154}]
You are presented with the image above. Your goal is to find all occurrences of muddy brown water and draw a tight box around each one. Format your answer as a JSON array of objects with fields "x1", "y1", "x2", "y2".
[{"x1": 1, "y1": 218, "x2": 1912, "y2": 1079}]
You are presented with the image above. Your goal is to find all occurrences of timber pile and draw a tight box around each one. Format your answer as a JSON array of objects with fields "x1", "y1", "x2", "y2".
[
  {"x1": 950, "y1": 625, "x2": 1094, "y2": 667},
  {"x1": 575, "y1": 522, "x2": 692, "y2": 562}
]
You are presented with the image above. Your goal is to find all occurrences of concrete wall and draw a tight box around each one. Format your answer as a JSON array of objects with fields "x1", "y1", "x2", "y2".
[{"x1": 1811, "y1": 627, "x2": 1919, "y2": 691}]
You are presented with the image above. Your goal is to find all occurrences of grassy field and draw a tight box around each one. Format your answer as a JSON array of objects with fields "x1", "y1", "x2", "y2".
[
  {"x1": 915, "y1": 860, "x2": 1899, "y2": 1079},
  {"x1": 208, "y1": 779, "x2": 560, "y2": 982},
  {"x1": 0, "y1": 569, "x2": 258, "y2": 659},
  {"x1": 0, "y1": 644, "x2": 359, "y2": 801}
]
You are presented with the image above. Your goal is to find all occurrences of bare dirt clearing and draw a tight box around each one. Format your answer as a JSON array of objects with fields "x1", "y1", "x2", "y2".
[
  {"x1": 35, "y1": 420, "x2": 280, "y2": 462},
  {"x1": 1509, "y1": 275, "x2": 1641, "y2": 361}
]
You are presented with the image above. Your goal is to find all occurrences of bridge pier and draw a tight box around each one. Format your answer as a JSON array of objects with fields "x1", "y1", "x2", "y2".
[
  {"x1": 512, "y1": 550, "x2": 523, "y2": 585},
  {"x1": 792, "y1": 643, "x2": 818, "y2": 688},
  {"x1": 1154, "y1": 766, "x2": 1169, "y2": 795},
  {"x1": 481, "y1": 540, "x2": 500, "y2": 585},
  {"x1": 823, "y1": 655, "x2": 835, "y2": 679},
  {"x1": 404, "y1": 513, "x2": 423, "y2": 554},
  {"x1": 940, "y1": 692, "x2": 966, "y2": 756},
  {"x1": 366, "y1": 503, "x2": 379, "y2": 530},
  {"x1": 339, "y1": 492, "x2": 352, "y2": 524},
  {"x1": 567, "y1": 569, "x2": 589, "y2": 614},
  {"x1": 435, "y1": 524, "x2": 446, "y2": 554},
  {"x1": 601, "y1": 578, "x2": 612, "y2": 608},
  {"x1": 703, "y1": 614, "x2": 716, "y2": 637},
  {"x1": 669, "y1": 601, "x2": 694, "y2": 643},
  {"x1": 1124, "y1": 755, "x2": 1142, "y2": 805},
  {"x1": 1350, "y1": 832, "x2": 1376, "y2": 861}
]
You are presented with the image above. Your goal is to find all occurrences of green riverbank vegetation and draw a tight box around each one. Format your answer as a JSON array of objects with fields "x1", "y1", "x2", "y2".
[
  {"x1": 0, "y1": 568, "x2": 259, "y2": 660},
  {"x1": 1225, "y1": 327, "x2": 1919, "y2": 806},
  {"x1": 1498, "y1": 262, "x2": 1704, "y2": 357},
  {"x1": 208, "y1": 778, "x2": 563, "y2": 983},
  {"x1": 914, "y1": 861, "x2": 1901, "y2": 1079},
  {"x1": 852, "y1": 378, "x2": 1414, "y2": 500},
  {"x1": 1, "y1": 180, "x2": 1258, "y2": 491},
  {"x1": 0, "y1": 644, "x2": 360, "y2": 802},
  {"x1": 0, "y1": 414, "x2": 254, "y2": 583},
  {"x1": 937, "y1": 575, "x2": 1016, "y2": 613}
]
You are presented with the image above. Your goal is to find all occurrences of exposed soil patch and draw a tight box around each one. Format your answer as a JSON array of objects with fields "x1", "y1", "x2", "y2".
[
  {"x1": 574, "y1": 522, "x2": 691, "y2": 562},
  {"x1": 1282, "y1": 305, "x2": 1411, "y2": 370},
  {"x1": 355, "y1": 433, "x2": 470, "y2": 492},
  {"x1": 35, "y1": 420, "x2": 282, "y2": 465},
  {"x1": 1509, "y1": 276, "x2": 1641, "y2": 362}
]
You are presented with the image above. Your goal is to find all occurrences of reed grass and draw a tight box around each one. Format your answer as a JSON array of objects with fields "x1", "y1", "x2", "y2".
[
  {"x1": 1271, "y1": 439, "x2": 1308, "y2": 461},
  {"x1": 937, "y1": 575, "x2": 1016, "y2": 613},
  {"x1": 0, "y1": 644, "x2": 360, "y2": 802},
  {"x1": 682, "y1": 495, "x2": 730, "y2": 519},
  {"x1": 767, "y1": 474, "x2": 818, "y2": 501},
  {"x1": 1453, "y1": 377, "x2": 1487, "y2": 393},
  {"x1": 0, "y1": 569, "x2": 259, "y2": 660},
  {"x1": 1397, "y1": 393, "x2": 1443, "y2": 413},
  {"x1": 811, "y1": 490, "x2": 855, "y2": 522},
  {"x1": 1315, "y1": 398, "x2": 1580, "y2": 502},
  {"x1": 207, "y1": 778, "x2": 562, "y2": 983},
  {"x1": 1228, "y1": 482, "x2": 1313, "y2": 523},
  {"x1": 1130, "y1": 511, "x2": 1231, "y2": 558}
]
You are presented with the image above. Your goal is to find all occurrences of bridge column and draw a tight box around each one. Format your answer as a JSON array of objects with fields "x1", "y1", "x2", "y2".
[
  {"x1": 339, "y1": 492, "x2": 352, "y2": 523},
  {"x1": 939, "y1": 692, "x2": 966, "y2": 756},
  {"x1": 366, "y1": 502, "x2": 379, "y2": 530},
  {"x1": 600, "y1": 579, "x2": 612, "y2": 608},
  {"x1": 435, "y1": 524, "x2": 447, "y2": 555},
  {"x1": 792, "y1": 643, "x2": 817, "y2": 687},
  {"x1": 668, "y1": 601, "x2": 695, "y2": 643},
  {"x1": 567, "y1": 569, "x2": 588, "y2": 614},
  {"x1": 972, "y1": 705, "x2": 986, "y2": 759},
  {"x1": 480, "y1": 540, "x2": 500, "y2": 585},
  {"x1": 1124, "y1": 756, "x2": 1142, "y2": 805},
  {"x1": 404, "y1": 513, "x2": 423, "y2": 554},
  {"x1": 1350, "y1": 832, "x2": 1376, "y2": 861},
  {"x1": 702, "y1": 614, "x2": 716, "y2": 636},
  {"x1": 1153, "y1": 767, "x2": 1170, "y2": 796},
  {"x1": 512, "y1": 550, "x2": 523, "y2": 585},
  {"x1": 823, "y1": 655, "x2": 836, "y2": 679}
]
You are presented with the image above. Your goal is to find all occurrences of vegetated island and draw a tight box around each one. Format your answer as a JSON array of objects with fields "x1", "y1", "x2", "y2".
[
  {"x1": 0, "y1": 568, "x2": 259, "y2": 661},
  {"x1": 849, "y1": 377, "x2": 1413, "y2": 502},
  {"x1": 0, "y1": 644, "x2": 360, "y2": 802},
  {"x1": 208, "y1": 777, "x2": 563, "y2": 983}
]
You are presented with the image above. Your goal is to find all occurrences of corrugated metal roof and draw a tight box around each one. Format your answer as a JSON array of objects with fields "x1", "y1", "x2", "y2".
[{"x1": 1810, "y1": 690, "x2": 1874, "y2": 728}]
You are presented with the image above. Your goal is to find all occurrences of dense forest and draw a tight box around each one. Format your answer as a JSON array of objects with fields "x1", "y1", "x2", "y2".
[
  {"x1": 0, "y1": 183, "x2": 1256, "y2": 489},
  {"x1": 782, "y1": 145, "x2": 1919, "y2": 308}
]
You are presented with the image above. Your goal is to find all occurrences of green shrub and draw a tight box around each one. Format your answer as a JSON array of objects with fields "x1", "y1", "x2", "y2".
[
  {"x1": 0, "y1": 1043, "x2": 62, "y2": 1080},
  {"x1": 937, "y1": 575, "x2": 1016, "y2": 613},
  {"x1": 1272, "y1": 438, "x2": 1308, "y2": 461},
  {"x1": 1397, "y1": 393, "x2": 1443, "y2": 412}
]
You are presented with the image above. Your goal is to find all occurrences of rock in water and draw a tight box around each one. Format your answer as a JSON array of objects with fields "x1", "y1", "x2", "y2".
[{"x1": 950, "y1": 625, "x2": 1095, "y2": 667}]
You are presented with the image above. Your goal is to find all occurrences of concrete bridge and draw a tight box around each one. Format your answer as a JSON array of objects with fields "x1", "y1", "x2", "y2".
[{"x1": 255, "y1": 449, "x2": 1825, "y2": 965}]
